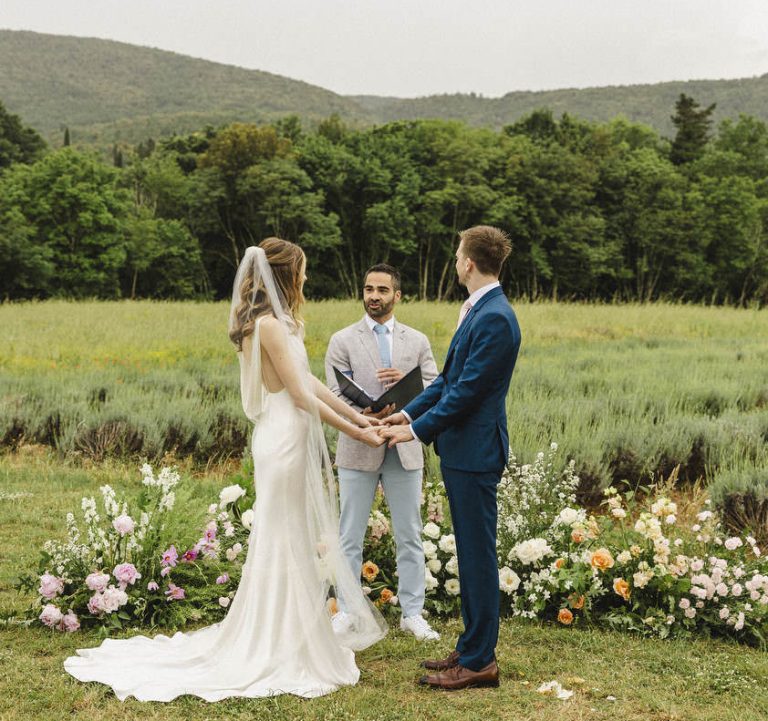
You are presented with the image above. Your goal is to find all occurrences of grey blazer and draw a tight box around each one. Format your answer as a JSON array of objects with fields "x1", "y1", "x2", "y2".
[{"x1": 325, "y1": 317, "x2": 439, "y2": 472}]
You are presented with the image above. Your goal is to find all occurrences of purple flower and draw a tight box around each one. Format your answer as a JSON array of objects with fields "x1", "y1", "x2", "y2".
[
  {"x1": 161, "y1": 545, "x2": 178, "y2": 567},
  {"x1": 160, "y1": 566, "x2": 172, "y2": 577},
  {"x1": 182, "y1": 548, "x2": 199, "y2": 563},
  {"x1": 147, "y1": 581, "x2": 159, "y2": 592},
  {"x1": 38, "y1": 573, "x2": 64, "y2": 600},
  {"x1": 165, "y1": 583, "x2": 185, "y2": 601},
  {"x1": 113, "y1": 562, "x2": 141, "y2": 586},
  {"x1": 204, "y1": 522, "x2": 217, "y2": 543},
  {"x1": 216, "y1": 573, "x2": 229, "y2": 585},
  {"x1": 39, "y1": 604, "x2": 63, "y2": 627}
]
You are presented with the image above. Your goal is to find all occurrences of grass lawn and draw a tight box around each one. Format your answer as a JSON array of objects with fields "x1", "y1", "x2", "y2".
[{"x1": 2, "y1": 451, "x2": 768, "y2": 721}]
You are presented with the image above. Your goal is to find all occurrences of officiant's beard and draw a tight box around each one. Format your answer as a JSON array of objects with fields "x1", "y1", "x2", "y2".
[{"x1": 364, "y1": 298, "x2": 394, "y2": 320}]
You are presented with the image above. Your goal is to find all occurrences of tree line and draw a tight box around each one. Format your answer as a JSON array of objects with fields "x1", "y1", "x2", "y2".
[{"x1": 1, "y1": 95, "x2": 767, "y2": 304}]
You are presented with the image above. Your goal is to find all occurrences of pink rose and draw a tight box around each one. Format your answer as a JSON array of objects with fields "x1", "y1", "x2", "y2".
[
  {"x1": 85, "y1": 572, "x2": 110, "y2": 592},
  {"x1": 59, "y1": 610, "x2": 80, "y2": 632},
  {"x1": 38, "y1": 573, "x2": 64, "y2": 600},
  {"x1": 113, "y1": 563, "x2": 141, "y2": 586},
  {"x1": 165, "y1": 583, "x2": 185, "y2": 601},
  {"x1": 101, "y1": 585, "x2": 128, "y2": 613},
  {"x1": 39, "y1": 604, "x2": 63, "y2": 627},
  {"x1": 112, "y1": 514, "x2": 136, "y2": 536}
]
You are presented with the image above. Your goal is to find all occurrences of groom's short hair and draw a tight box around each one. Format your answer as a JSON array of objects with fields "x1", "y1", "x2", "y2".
[
  {"x1": 459, "y1": 226, "x2": 512, "y2": 277},
  {"x1": 364, "y1": 263, "x2": 401, "y2": 292}
]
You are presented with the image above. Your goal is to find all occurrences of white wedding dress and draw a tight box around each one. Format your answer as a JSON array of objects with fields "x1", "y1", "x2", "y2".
[{"x1": 64, "y1": 310, "x2": 387, "y2": 701}]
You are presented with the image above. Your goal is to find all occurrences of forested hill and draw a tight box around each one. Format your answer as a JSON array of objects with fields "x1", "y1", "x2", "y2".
[
  {"x1": 0, "y1": 30, "x2": 370, "y2": 141},
  {"x1": 2, "y1": 29, "x2": 768, "y2": 144},
  {"x1": 351, "y1": 74, "x2": 768, "y2": 136}
]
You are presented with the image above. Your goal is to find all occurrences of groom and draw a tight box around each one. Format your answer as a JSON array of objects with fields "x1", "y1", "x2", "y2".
[{"x1": 381, "y1": 226, "x2": 521, "y2": 691}]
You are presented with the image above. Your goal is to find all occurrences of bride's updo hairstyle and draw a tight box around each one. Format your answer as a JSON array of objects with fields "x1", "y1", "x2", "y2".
[{"x1": 229, "y1": 237, "x2": 306, "y2": 350}]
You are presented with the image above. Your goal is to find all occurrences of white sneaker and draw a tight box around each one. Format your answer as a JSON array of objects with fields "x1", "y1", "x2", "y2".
[
  {"x1": 331, "y1": 611, "x2": 355, "y2": 635},
  {"x1": 400, "y1": 614, "x2": 440, "y2": 641}
]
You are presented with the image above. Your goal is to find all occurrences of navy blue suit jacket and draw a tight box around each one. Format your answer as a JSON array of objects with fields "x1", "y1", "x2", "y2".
[{"x1": 404, "y1": 286, "x2": 521, "y2": 473}]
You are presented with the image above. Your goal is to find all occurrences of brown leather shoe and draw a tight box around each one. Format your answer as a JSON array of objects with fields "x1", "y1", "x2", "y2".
[
  {"x1": 421, "y1": 650, "x2": 460, "y2": 671},
  {"x1": 418, "y1": 660, "x2": 499, "y2": 690}
]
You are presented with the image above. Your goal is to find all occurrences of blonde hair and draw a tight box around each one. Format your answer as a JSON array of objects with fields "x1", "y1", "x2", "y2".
[{"x1": 229, "y1": 237, "x2": 306, "y2": 350}]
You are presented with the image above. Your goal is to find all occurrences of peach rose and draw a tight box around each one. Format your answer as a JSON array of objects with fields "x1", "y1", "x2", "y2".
[
  {"x1": 554, "y1": 558, "x2": 566, "y2": 569},
  {"x1": 613, "y1": 578, "x2": 631, "y2": 601},
  {"x1": 327, "y1": 597, "x2": 339, "y2": 616},
  {"x1": 558, "y1": 608, "x2": 574, "y2": 625},
  {"x1": 590, "y1": 548, "x2": 615, "y2": 572},
  {"x1": 361, "y1": 561, "x2": 380, "y2": 582},
  {"x1": 569, "y1": 594, "x2": 585, "y2": 610},
  {"x1": 379, "y1": 588, "x2": 393, "y2": 604},
  {"x1": 571, "y1": 528, "x2": 586, "y2": 543}
]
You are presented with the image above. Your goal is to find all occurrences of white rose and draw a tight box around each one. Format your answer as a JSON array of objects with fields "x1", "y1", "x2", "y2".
[
  {"x1": 423, "y1": 522, "x2": 440, "y2": 540},
  {"x1": 498, "y1": 567, "x2": 521, "y2": 594},
  {"x1": 424, "y1": 569, "x2": 438, "y2": 591},
  {"x1": 617, "y1": 551, "x2": 632, "y2": 564},
  {"x1": 512, "y1": 538, "x2": 551, "y2": 565},
  {"x1": 219, "y1": 484, "x2": 246, "y2": 506},
  {"x1": 554, "y1": 507, "x2": 583, "y2": 526},
  {"x1": 438, "y1": 534, "x2": 456, "y2": 554},
  {"x1": 445, "y1": 578, "x2": 460, "y2": 596},
  {"x1": 445, "y1": 556, "x2": 459, "y2": 576},
  {"x1": 611, "y1": 508, "x2": 627, "y2": 519},
  {"x1": 422, "y1": 540, "x2": 438, "y2": 559},
  {"x1": 427, "y1": 559, "x2": 442, "y2": 574},
  {"x1": 724, "y1": 537, "x2": 743, "y2": 551},
  {"x1": 241, "y1": 509, "x2": 255, "y2": 530}
]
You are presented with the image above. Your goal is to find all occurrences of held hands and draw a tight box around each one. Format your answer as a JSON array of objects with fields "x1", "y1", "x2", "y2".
[
  {"x1": 355, "y1": 425, "x2": 386, "y2": 448},
  {"x1": 378, "y1": 424, "x2": 414, "y2": 448},
  {"x1": 362, "y1": 403, "x2": 395, "y2": 420}
]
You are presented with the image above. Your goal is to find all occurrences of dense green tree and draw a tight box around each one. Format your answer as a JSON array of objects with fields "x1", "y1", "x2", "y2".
[
  {"x1": 0, "y1": 100, "x2": 46, "y2": 168},
  {"x1": 670, "y1": 94, "x2": 716, "y2": 166}
]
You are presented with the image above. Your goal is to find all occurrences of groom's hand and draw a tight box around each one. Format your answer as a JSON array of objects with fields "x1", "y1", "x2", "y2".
[
  {"x1": 379, "y1": 425, "x2": 414, "y2": 448},
  {"x1": 381, "y1": 411, "x2": 407, "y2": 426}
]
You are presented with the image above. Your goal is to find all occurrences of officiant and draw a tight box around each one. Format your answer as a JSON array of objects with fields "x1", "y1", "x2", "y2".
[{"x1": 325, "y1": 264, "x2": 439, "y2": 641}]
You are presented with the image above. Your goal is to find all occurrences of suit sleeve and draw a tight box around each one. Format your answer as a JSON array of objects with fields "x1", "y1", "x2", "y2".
[
  {"x1": 411, "y1": 313, "x2": 516, "y2": 445},
  {"x1": 403, "y1": 374, "x2": 444, "y2": 421},
  {"x1": 324, "y1": 332, "x2": 360, "y2": 409}
]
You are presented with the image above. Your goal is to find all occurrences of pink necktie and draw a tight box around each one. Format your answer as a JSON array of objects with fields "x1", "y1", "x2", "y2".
[{"x1": 457, "y1": 299, "x2": 473, "y2": 328}]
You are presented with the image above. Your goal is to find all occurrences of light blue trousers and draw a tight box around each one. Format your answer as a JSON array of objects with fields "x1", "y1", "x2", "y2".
[{"x1": 338, "y1": 447, "x2": 425, "y2": 617}]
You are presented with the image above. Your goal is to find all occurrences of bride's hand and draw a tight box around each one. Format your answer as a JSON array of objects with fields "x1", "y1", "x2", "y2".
[{"x1": 353, "y1": 425, "x2": 386, "y2": 448}]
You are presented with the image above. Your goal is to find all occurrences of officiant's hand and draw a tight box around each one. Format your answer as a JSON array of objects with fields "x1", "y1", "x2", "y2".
[
  {"x1": 379, "y1": 425, "x2": 414, "y2": 448},
  {"x1": 376, "y1": 368, "x2": 404, "y2": 389},
  {"x1": 362, "y1": 403, "x2": 395, "y2": 420},
  {"x1": 354, "y1": 425, "x2": 386, "y2": 448}
]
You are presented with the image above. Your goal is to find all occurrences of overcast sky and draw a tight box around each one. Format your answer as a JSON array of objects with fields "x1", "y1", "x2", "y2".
[{"x1": 2, "y1": 1, "x2": 767, "y2": 98}]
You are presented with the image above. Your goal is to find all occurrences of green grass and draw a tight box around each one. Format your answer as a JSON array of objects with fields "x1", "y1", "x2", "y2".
[
  {"x1": 2, "y1": 300, "x2": 767, "y2": 494},
  {"x1": 2, "y1": 453, "x2": 768, "y2": 721}
]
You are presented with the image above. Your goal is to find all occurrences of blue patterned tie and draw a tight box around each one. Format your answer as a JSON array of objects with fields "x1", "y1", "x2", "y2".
[{"x1": 372, "y1": 323, "x2": 391, "y2": 367}]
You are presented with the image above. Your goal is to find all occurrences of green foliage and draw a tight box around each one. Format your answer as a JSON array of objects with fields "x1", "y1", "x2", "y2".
[
  {"x1": 710, "y1": 464, "x2": 768, "y2": 539},
  {"x1": 0, "y1": 99, "x2": 45, "y2": 168},
  {"x1": 670, "y1": 94, "x2": 717, "y2": 166}
]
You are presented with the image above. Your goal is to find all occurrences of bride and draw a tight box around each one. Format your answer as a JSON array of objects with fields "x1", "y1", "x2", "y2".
[{"x1": 64, "y1": 238, "x2": 388, "y2": 701}]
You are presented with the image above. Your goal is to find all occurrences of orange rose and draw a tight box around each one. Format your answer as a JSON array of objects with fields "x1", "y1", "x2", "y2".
[
  {"x1": 571, "y1": 528, "x2": 586, "y2": 543},
  {"x1": 379, "y1": 588, "x2": 393, "y2": 604},
  {"x1": 361, "y1": 561, "x2": 380, "y2": 582},
  {"x1": 558, "y1": 608, "x2": 574, "y2": 625},
  {"x1": 569, "y1": 594, "x2": 585, "y2": 610},
  {"x1": 326, "y1": 597, "x2": 339, "y2": 616},
  {"x1": 554, "y1": 558, "x2": 566, "y2": 569},
  {"x1": 613, "y1": 577, "x2": 631, "y2": 601},
  {"x1": 590, "y1": 548, "x2": 615, "y2": 572}
]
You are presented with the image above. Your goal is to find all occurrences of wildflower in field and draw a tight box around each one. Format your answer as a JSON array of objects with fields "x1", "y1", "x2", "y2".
[
  {"x1": 112, "y1": 514, "x2": 135, "y2": 536},
  {"x1": 147, "y1": 581, "x2": 159, "y2": 591},
  {"x1": 216, "y1": 574, "x2": 229, "y2": 585},
  {"x1": 161, "y1": 545, "x2": 179, "y2": 567}
]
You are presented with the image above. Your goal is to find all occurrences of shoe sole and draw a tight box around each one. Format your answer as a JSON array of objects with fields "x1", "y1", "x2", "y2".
[{"x1": 420, "y1": 679, "x2": 500, "y2": 691}]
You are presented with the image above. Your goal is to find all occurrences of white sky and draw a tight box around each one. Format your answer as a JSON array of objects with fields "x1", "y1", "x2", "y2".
[{"x1": 2, "y1": 0, "x2": 767, "y2": 98}]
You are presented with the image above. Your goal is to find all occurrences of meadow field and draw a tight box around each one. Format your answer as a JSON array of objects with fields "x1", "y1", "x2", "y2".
[
  {"x1": 2, "y1": 300, "x2": 768, "y2": 720},
  {"x1": 1, "y1": 300, "x2": 766, "y2": 497}
]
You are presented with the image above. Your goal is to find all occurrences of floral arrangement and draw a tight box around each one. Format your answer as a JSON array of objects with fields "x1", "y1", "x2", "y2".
[{"x1": 23, "y1": 465, "x2": 254, "y2": 634}]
